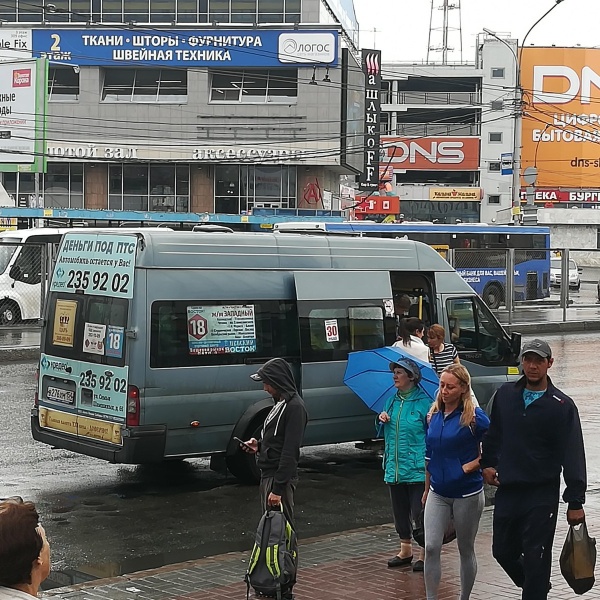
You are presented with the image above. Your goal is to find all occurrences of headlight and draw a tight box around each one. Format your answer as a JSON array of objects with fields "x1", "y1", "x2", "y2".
[{"x1": 569, "y1": 272, "x2": 577, "y2": 280}]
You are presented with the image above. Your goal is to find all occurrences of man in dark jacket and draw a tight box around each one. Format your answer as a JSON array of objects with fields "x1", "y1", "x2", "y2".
[
  {"x1": 481, "y1": 339, "x2": 586, "y2": 600},
  {"x1": 243, "y1": 358, "x2": 308, "y2": 531}
]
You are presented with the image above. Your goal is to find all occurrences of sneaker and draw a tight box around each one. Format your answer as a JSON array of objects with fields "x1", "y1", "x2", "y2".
[{"x1": 387, "y1": 555, "x2": 413, "y2": 568}]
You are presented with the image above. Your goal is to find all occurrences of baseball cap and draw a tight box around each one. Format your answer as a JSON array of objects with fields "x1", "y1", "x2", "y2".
[
  {"x1": 389, "y1": 358, "x2": 422, "y2": 384},
  {"x1": 520, "y1": 339, "x2": 552, "y2": 359},
  {"x1": 250, "y1": 371, "x2": 263, "y2": 382}
]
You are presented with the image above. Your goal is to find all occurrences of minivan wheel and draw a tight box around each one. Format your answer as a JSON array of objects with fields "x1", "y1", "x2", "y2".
[
  {"x1": 483, "y1": 284, "x2": 503, "y2": 309},
  {"x1": 226, "y1": 422, "x2": 263, "y2": 484},
  {"x1": 0, "y1": 301, "x2": 20, "y2": 325}
]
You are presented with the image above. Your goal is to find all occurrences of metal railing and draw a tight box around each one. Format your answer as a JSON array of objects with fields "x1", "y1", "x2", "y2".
[
  {"x1": 448, "y1": 247, "x2": 600, "y2": 326},
  {"x1": 392, "y1": 122, "x2": 480, "y2": 136},
  {"x1": 392, "y1": 91, "x2": 480, "y2": 105}
]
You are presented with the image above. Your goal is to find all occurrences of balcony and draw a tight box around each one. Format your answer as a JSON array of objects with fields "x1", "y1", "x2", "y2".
[
  {"x1": 382, "y1": 91, "x2": 479, "y2": 105},
  {"x1": 391, "y1": 122, "x2": 481, "y2": 136}
]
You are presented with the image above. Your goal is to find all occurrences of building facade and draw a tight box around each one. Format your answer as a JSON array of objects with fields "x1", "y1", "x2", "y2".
[
  {"x1": 0, "y1": 0, "x2": 362, "y2": 215},
  {"x1": 380, "y1": 34, "x2": 517, "y2": 224}
]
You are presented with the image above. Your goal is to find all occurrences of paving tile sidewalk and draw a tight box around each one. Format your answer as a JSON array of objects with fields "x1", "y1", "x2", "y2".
[{"x1": 44, "y1": 505, "x2": 600, "y2": 600}]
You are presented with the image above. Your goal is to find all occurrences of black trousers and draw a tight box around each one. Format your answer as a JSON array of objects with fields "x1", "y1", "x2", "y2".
[
  {"x1": 389, "y1": 482, "x2": 425, "y2": 544},
  {"x1": 492, "y1": 486, "x2": 559, "y2": 600},
  {"x1": 259, "y1": 476, "x2": 298, "y2": 532}
]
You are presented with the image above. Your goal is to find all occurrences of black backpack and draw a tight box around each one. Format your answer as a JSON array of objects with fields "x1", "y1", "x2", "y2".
[{"x1": 245, "y1": 508, "x2": 298, "y2": 600}]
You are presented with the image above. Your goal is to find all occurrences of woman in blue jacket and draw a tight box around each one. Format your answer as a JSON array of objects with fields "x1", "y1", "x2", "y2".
[
  {"x1": 378, "y1": 358, "x2": 433, "y2": 572},
  {"x1": 424, "y1": 364, "x2": 490, "y2": 600}
]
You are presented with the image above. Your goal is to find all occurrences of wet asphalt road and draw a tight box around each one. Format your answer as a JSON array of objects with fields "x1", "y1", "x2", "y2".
[{"x1": 1, "y1": 333, "x2": 600, "y2": 587}]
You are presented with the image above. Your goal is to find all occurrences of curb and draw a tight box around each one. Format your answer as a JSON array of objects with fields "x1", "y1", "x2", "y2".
[
  {"x1": 503, "y1": 320, "x2": 600, "y2": 334},
  {"x1": 0, "y1": 347, "x2": 40, "y2": 362}
]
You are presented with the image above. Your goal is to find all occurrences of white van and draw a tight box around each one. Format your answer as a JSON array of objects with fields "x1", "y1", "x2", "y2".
[{"x1": 0, "y1": 228, "x2": 67, "y2": 324}]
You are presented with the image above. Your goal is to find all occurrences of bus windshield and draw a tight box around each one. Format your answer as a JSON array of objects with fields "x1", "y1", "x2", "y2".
[{"x1": 0, "y1": 239, "x2": 21, "y2": 274}]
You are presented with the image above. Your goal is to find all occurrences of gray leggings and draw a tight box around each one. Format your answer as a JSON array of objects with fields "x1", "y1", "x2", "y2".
[{"x1": 424, "y1": 489, "x2": 484, "y2": 600}]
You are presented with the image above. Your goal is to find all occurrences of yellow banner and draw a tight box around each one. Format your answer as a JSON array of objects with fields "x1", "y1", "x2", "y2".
[
  {"x1": 429, "y1": 188, "x2": 482, "y2": 201},
  {"x1": 39, "y1": 408, "x2": 122, "y2": 445},
  {"x1": 0, "y1": 218, "x2": 17, "y2": 231},
  {"x1": 52, "y1": 299, "x2": 78, "y2": 347}
]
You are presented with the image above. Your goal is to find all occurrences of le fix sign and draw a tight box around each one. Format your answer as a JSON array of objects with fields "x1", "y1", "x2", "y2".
[{"x1": 380, "y1": 137, "x2": 480, "y2": 171}]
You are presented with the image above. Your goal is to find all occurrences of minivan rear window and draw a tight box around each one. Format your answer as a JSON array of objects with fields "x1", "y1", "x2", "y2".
[{"x1": 44, "y1": 293, "x2": 128, "y2": 367}]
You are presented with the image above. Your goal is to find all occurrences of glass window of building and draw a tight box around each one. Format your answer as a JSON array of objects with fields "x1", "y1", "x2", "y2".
[
  {"x1": 109, "y1": 164, "x2": 190, "y2": 212},
  {"x1": 150, "y1": 0, "x2": 175, "y2": 21},
  {"x1": 210, "y1": 69, "x2": 297, "y2": 103},
  {"x1": 43, "y1": 163, "x2": 84, "y2": 208},
  {"x1": 0, "y1": 0, "x2": 300, "y2": 23},
  {"x1": 214, "y1": 164, "x2": 296, "y2": 213},
  {"x1": 48, "y1": 67, "x2": 80, "y2": 101},
  {"x1": 102, "y1": 68, "x2": 187, "y2": 102}
]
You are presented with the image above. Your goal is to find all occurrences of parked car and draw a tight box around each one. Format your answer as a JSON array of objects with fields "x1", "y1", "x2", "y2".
[{"x1": 550, "y1": 258, "x2": 581, "y2": 290}]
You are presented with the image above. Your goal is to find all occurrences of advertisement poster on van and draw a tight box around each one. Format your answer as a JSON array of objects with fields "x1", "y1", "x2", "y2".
[
  {"x1": 187, "y1": 305, "x2": 257, "y2": 354},
  {"x1": 521, "y1": 47, "x2": 600, "y2": 188},
  {"x1": 50, "y1": 233, "x2": 138, "y2": 298}
]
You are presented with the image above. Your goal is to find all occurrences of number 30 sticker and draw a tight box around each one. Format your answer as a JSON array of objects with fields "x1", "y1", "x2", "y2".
[{"x1": 324, "y1": 319, "x2": 339, "y2": 343}]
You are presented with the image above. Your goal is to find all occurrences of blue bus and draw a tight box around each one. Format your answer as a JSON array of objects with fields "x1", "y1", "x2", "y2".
[{"x1": 274, "y1": 222, "x2": 551, "y2": 309}]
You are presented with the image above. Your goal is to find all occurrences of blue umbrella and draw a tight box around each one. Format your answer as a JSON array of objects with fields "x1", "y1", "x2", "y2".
[{"x1": 344, "y1": 346, "x2": 439, "y2": 414}]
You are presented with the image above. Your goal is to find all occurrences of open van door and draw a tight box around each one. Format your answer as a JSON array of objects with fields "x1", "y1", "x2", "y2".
[{"x1": 294, "y1": 270, "x2": 393, "y2": 444}]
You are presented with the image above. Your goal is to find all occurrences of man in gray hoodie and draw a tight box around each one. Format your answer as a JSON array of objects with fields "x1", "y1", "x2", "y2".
[{"x1": 243, "y1": 358, "x2": 308, "y2": 531}]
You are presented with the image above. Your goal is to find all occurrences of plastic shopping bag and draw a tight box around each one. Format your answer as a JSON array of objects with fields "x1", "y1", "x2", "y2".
[{"x1": 560, "y1": 522, "x2": 596, "y2": 595}]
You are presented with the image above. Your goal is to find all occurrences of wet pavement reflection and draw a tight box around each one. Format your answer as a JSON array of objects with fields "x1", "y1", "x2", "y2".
[{"x1": 0, "y1": 332, "x2": 599, "y2": 588}]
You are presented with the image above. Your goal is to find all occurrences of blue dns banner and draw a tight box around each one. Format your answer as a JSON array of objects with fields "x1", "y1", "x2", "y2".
[{"x1": 32, "y1": 28, "x2": 338, "y2": 67}]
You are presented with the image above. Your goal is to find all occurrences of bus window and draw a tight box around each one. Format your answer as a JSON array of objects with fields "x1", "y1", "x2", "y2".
[
  {"x1": 446, "y1": 297, "x2": 513, "y2": 365},
  {"x1": 11, "y1": 243, "x2": 42, "y2": 285},
  {"x1": 150, "y1": 300, "x2": 300, "y2": 368},
  {"x1": 0, "y1": 240, "x2": 20, "y2": 275},
  {"x1": 348, "y1": 306, "x2": 385, "y2": 351}
]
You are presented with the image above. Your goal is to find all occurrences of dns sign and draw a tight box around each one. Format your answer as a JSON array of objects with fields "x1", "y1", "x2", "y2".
[{"x1": 188, "y1": 314, "x2": 208, "y2": 340}]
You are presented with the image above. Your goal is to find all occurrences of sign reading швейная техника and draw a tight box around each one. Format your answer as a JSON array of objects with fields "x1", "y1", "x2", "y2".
[{"x1": 31, "y1": 29, "x2": 338, "y2": 67}]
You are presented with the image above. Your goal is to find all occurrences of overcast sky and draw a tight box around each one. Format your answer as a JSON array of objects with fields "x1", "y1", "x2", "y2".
[{"x1": 352, "y1": 0, "x2": 598, "y2": 61}]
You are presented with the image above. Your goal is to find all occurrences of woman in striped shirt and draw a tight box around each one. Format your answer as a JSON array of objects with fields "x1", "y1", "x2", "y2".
[{"x1": 427, "y1": 324, "x2": 460, "y2": 376}]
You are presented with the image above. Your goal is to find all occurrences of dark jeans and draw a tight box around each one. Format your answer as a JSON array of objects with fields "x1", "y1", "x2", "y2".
[
  {"x1": 492, "y1": 486, "x2": 559, "y2": 600},
  {"x1": 389, "y1": 482, "x2": 425, "y2": 543},
  {"x1": 259, "y1": 476, "x2": 298, "y2": 532}
]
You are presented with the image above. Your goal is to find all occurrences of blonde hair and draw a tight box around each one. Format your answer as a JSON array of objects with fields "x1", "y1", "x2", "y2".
[{"x1": 429, "y1": 364, "x2": 476, "y2": 428}]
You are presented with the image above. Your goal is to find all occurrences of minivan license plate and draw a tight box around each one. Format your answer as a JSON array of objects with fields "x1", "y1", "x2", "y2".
[{"x1": 46, "y1": 386, "x2": 75, "y2": 405}]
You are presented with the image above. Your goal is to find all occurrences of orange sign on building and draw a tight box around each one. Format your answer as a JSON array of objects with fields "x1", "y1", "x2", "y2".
[
  {"x1": 380, "y1": 137, "x2": 480, "y2": 170},
  {"x1": 521, "y1": 47, "x2": 600, "y2": 188}
]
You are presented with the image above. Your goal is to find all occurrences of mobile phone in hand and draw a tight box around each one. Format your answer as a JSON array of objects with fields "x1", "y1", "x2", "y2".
[{"x1": 234, "y1": 436, "x2": 254, "y2": 451}]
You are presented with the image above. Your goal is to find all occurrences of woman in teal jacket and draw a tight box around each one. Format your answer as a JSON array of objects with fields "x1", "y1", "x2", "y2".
[{"x1": 378, "y1": 358, "x2": 433, "y2": 572}]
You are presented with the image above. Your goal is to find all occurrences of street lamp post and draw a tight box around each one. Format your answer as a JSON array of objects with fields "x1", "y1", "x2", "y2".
[{"x1": 483, "y1": 0, "x2": 566, "y2": 225}]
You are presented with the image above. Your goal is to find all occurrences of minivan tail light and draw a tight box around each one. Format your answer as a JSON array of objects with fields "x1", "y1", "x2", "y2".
[
  {"x1": 34, "y1": 368, "x2": 39, "y2": 407},
  {"x1": 126, "y1": 385, "x2": 140, "y2": 427}
]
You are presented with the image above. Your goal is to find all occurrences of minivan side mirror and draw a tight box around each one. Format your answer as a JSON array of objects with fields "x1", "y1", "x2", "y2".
[
  {"x1": 511, "y1": 331, "x2": 522, "y2": 359},
  {"x1": 9, "y1": 264, "x2": 22, "y2": 281},
  {"x1": 578, "y1": 267, "x2": 583, "y2": 275}
]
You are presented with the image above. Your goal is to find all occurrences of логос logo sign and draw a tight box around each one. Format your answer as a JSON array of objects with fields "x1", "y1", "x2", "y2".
[{"x1": 277, "y1": 32, "x2": 336, "y2": 64}]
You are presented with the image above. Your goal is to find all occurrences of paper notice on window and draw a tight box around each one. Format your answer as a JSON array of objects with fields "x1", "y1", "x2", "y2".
[
  {"x1": 83, "y1": 322, "x2": 106, "y2": 355},
  {"x1": 324, "y1": 319, "x2": 339, "y2": 342},
  {"x1": 186, "y1": 305, "x2": 257, "y2": 355},
  {"x1": 52, "y1": 299, "x2": 78, "y2": 347}
]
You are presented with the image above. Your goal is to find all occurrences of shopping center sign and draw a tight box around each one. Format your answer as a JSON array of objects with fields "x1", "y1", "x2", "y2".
[
  {"x1": 519, "y1": 188, "x2": 600, "y2": 203},
  {"x1": 32, "y1": 29, "x2": 338, "y2": 67},
  {"x1": 380, "y1": 137, "x2": 480, "y2": 170},
  {"x1": 521, "y1": 47, "x2": 600, "y2": 188}
]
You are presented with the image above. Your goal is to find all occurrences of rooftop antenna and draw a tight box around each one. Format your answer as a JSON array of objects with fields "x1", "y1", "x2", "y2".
[{"x1": 427, "y1": 0, "x2": 463, "y2": 64}]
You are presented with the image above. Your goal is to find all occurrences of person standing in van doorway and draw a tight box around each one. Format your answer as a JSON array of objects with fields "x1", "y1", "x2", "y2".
[
  {"x1": 242, "y1": 358, "x2": 308, "y2": 532},
  {"x1": 481, "y1": 339, "x2": 586, "y2": 600}
]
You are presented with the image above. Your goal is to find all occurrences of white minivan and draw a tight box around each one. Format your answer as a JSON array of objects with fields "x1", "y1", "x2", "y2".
[{"x1": 0, "y1": 228, "x2": 67, "y2": 324}]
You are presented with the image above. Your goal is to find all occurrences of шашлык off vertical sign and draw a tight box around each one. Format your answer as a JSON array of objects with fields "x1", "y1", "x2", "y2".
[{"x1": 359, "y1": 49, "x2": 382, "y2": 192}]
